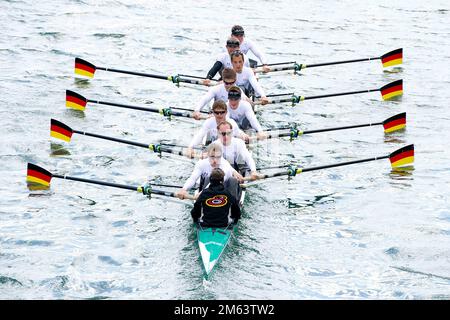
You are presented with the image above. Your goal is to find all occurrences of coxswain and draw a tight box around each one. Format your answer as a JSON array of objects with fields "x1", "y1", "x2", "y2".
[{"x1": 190, "y1": 168, "x2": 241, "y2": 227}]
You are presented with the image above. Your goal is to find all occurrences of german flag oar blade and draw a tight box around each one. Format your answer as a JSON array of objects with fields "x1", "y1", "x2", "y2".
[
  {"x1": 381, "y1": 48, "x2": 403, "y2": 68},
  {"x1": 75, "y1": 57, "x2": 96, "y2": 78},
  {"x1": 380, "y1": 79, "x2": 403, "y2": 100},
  {"x1": 27, "y1": 163, "x2": 52, "y2": 187},
  {"x1": 66, "y1": 90, "x2": 87, "y2": 111},
  {"x1": 50, "y1": 119, "x2": 73, "y2": 142},
  {"x1": 383, "y1": 112, "x2": 406, "y2": 133},
  {"x1": 389, "y1": 144, "x2": 414, "y2": 168}
]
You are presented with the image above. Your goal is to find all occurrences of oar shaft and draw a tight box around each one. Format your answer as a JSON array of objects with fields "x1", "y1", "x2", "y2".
[
  {"x1": 51, "y1": 174, "x2": 193, "y2": 199},
  {"x1": 72, "y1": 130, "x2": 149, "y2": 149},
  {"x1": 305, "y1": 57, "x2": 379, "y2": 68},
  {"x1": 86, "y1": 99, "x2": 196, "y2": 118},
  {"x1": 260, "y1": 155, "x2": 390, "y2": 179},
  {"x1": 303, "y1": 88, "x2": 379, "y2": 100},
  {"x1": 302, "y1": 122, "x2": 382, "y2": 134},
  {"x1": 87, "y1": 99, "x2": 161, "y2": 113},
  {"x1": 52, "y1": 174, "x2": 139, "y2": 192},
  {"x1": 96, "y1": 66, "x2": 169, "y2": 80},
  {"x1": 301, "y1": 155, "x2": 389, "y2": 173}
]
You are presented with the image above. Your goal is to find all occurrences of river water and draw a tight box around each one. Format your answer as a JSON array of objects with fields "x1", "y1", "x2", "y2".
[{"x1": 1, "y1": 0, "x2": 450, "y2": 299}]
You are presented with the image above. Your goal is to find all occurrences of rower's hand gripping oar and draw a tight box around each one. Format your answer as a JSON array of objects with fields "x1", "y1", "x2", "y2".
[
  {"x1": 262, "y1": 112, "x2": 406, "y2": 141},
  {"x1": 74, "y1": 58, "x2": 217, "y2": 87},
  {"x1": 254, "y1": 79, "x2": 403, "y2": 106},
  {"x1": 246, "y1": 144, "x2": 414, "y2": 183},
  {"x1": 26, "y1": 163, "x2": 196, "y2": 200},
  {"x1": 50, "y1": 119, "x2": 203, "y2": 159},
  {"x1": 66, "y1": 90, "x2": 209, "y2": 120},
  {"x1": 254, "y1": 48, "x2": 403, "y2": 74}
]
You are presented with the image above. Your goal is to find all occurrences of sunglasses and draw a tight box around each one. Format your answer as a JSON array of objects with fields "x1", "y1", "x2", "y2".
[
  {"x1": 213, "y1": 111, "x2": 226, "y2": 115},
  {"x1": 220, "y1": 131, "x2": 232, "y2": 136},
  {"x1": 223, "y1": 80, "x2": 235, "y2": 85}
]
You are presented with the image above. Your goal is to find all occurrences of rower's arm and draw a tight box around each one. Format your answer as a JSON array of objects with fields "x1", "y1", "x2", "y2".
[
  {"x1": 244, "y1": 105, "x2": 263, "y2": 132},
  {"x1": 188, "y1": 125, "x2": 207, "y2": 148},
  {"x1": 183, "y1": 163, "x2": 202, "y2": 190},
  {"x1": 195, "y1": 87, "x2": 215, "y2": 112},
  {"x1": 247, "y1": 39, "x2": 267, "y2": 65},
  {"x1": 248, "y1": 71, "x2": 266, "y2": 97},
  {"x1": 206, "y1": 61, "x2": 223, "y2": 80}
]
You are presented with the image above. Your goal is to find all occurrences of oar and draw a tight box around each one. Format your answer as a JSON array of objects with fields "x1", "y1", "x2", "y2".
[
  {"x1": 254, "y1": 48, "x2": 403, "y2": 74},
  {"x1": 74, "y1": 57, "x2": 217, "y2": 87},
  {"x1": 261, "y1": 112, "x2": 406, "y2": 141},
  {"x1": 248, "y1": 144, "x2": 414, "y2": 182},
  {"x1": 26, "y1": 163, "x2": 196, "y2": 200},
  {"x1": 50, "y1": 119, "x2": 201, "y2": 159},
  {"x1": 254, "y1": 79, "x2": 403, "y2": 106},
  {"x1": 66, "y1": 90, "x2": 209, "y2": 119}
]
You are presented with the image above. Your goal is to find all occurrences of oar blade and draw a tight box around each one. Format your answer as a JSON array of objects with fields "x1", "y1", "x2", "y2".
[
  {"x1": 380, "y1": 79, "x2": 403, "y2": 100},
  {"x1": 74, "y1": 57, "x2": 96, "y2": 78},
  {"x1": 50, "y1": 119, "x2": 73, "y2": 142},
  {"x1": 389, "y1": 144, "x2": 414, "y2": 168},
  {"x1": 66, "y1": 90, "x2": 87, "y2": 111},
  {"x1": 383, "y1": 112, "x2": 406, "y2": 133},
  {"x1": 381, "y1": 48, "x2": 403, "y2": 68},
  {"x1": 26, "y1": 163, "x2": 52, "y2": 188}
]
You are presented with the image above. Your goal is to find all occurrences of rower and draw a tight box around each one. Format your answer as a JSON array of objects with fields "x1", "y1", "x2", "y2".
[
  {"x1": 186, "y1": 100, "x2": 250, "y2": 158},
  {"x1": 215, "y1": 121, "x2": 261, "y2": 181},
  {"x1": 226, "y1": 85, "x2": 267, "y2": 140},
  {"x1": 190, "y1": 168, "x2": 241, "y2": 227},
  {"x1": 231, "y1": 25, "x2": 270, "y2": 73},
  {"x1": 203, "y1": 37, "x2": 250, "y2": 85},
  {"x1": 230, "y1": 50, "x2": 269, "y2": 104},
  {"x1": 193, "y1": 68, "x2": 250, "y2": 120},
  {"x1": 176, "y1": 142, "x2": 244, "y2": 200}
]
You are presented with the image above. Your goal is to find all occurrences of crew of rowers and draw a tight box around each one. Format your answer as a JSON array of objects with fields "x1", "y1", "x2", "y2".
[{"x1": 175, "y1": 25, "x2": 272, "y2": 227}]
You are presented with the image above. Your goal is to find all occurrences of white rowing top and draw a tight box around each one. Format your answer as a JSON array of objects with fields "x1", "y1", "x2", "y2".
[
  {"x1": 216, "y1": 51, "x2": 250, "y2": 69},
  {"x1": 239, "y1": 38, "x2": 267, "y2": 65},
  {"x1": 188, "y1": 116, "x2": 243, "y2": 148},
  {"x1": 236, "y1": 66, "x2": 266, "y2": 97},
  {"x1": 214, "y1": 137, "x2": 256, "y2": 172},
  {"x1": 182, "y1": 157, "x2": 235, "y2": 190},
  {"x1": 195, "y1": 84, "x2": 247, "y2": 112},
  {"x1": 227, "y1": 100, "x2": 263, "y2": 132}
]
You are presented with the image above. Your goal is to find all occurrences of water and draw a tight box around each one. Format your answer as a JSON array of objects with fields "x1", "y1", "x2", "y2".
[{"x1": 1, "y1": 0, "x2": 450, "y2": 299}]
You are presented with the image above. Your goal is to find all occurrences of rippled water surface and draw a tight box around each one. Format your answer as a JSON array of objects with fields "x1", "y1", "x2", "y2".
[{"x1": 1, "y1": 0, "x2": 450, "y2": 299}]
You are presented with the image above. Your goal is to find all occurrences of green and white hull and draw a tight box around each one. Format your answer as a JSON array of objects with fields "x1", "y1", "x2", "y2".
[{"x1": 197, "y1": 225, "x2": 233, "y2": 278}]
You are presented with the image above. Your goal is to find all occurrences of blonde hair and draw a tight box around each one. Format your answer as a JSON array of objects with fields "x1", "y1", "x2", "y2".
[{"x1": 207, "y1": 142, "x2": 223, "y2": 156}]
